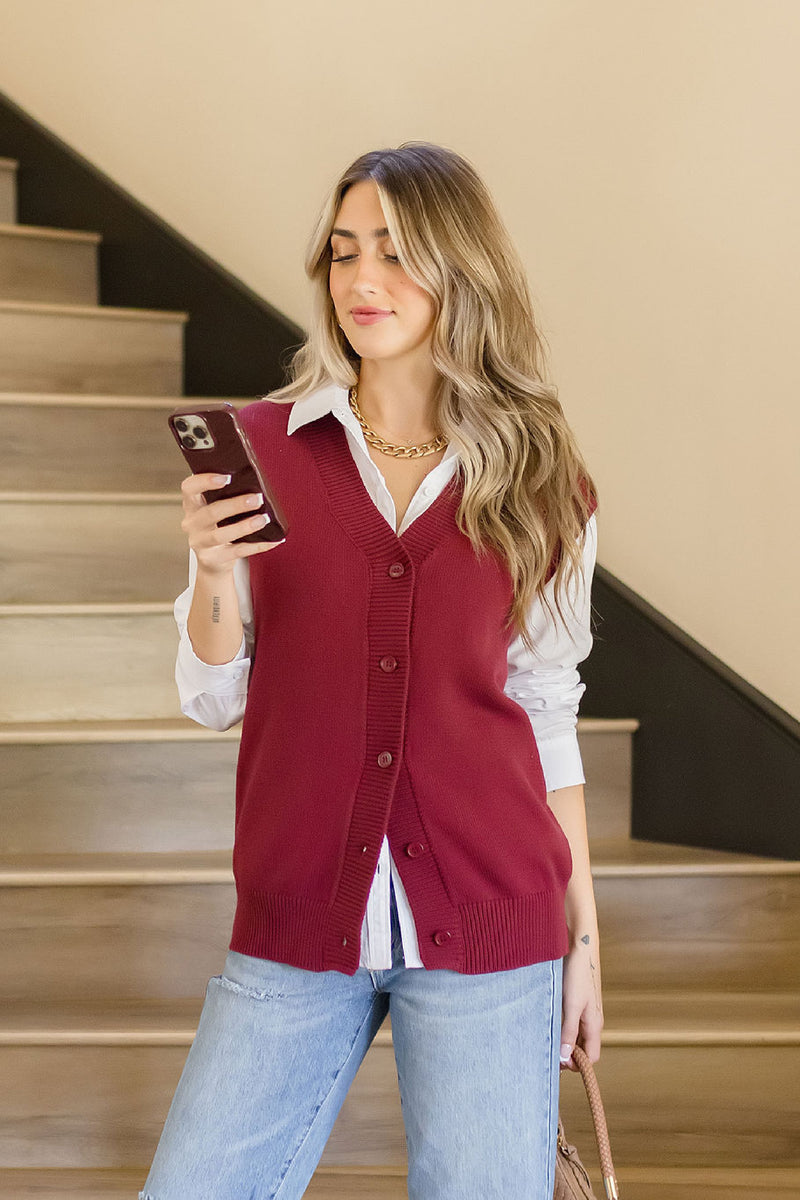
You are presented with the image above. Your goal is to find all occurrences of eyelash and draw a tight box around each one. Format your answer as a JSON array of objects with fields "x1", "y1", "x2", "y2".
[{"x1": 331, "y1": 254, "x2": 400, "y2": 264}]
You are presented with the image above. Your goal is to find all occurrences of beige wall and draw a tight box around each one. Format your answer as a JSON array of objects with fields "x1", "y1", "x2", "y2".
[{"x1": 2, "y1": 0, "x2": 798, "y2": 717}]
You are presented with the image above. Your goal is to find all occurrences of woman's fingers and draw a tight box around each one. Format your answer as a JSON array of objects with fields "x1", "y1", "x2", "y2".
[
  {"x1": 178, "y1": 474, "x2": 283, "y2": 567},
  {"x1": 560, "y1": 1004, "x2": 603, "y2": 1070},
  {"x1": 559, "y1": 1008, "x2": 581, "y2": 1072},
  {"x1": 180, "y1": 471, "x2": 231, "y2": 508},
  {"x1": 561, "y1": 947, "x2": 604, "y2": 1070},
  {"x1": 578, "y1": 1011, "x2": 603, "y2": 1064}
]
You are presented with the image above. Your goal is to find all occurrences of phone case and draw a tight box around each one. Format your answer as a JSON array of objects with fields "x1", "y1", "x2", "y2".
[{"x1": 168, "y1": 402, "x2": 288, "y2": 543}]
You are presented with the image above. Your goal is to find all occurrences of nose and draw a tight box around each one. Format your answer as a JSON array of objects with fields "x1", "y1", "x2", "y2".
[{"x1": 351, "y1": 254, "x2": 380, "y2": 297}]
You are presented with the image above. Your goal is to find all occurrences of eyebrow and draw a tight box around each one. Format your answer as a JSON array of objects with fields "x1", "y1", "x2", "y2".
[{"x1": 331, "y1": 226, "x2": 390, "y2": 240}]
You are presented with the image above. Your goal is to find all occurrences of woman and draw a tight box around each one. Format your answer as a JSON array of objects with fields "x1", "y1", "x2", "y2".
[{"x1": 141, "y1": 142, "x2": 602, "y2": 1200}]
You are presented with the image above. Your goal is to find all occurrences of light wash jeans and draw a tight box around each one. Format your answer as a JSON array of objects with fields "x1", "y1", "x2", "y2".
[{"x1": 140, "y1": 887, "x2": 562, "y2": 1200}]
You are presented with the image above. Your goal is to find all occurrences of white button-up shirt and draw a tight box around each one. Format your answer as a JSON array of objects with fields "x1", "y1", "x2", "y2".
[{"x1": 174, "y1": 384, "x2": 597, "y2": 969}]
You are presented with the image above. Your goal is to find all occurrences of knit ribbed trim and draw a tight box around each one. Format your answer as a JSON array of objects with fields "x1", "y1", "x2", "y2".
[
  {"x1": 300, "y1": 414, "x2": 463, "y2": 569},
  {"x1": 459, "y1": 891, "x2": 569, "y2": 973},
  {"x1": 229, "y1": 888, "x2": 568, "y2": 976},
  {"x1": 230, "y1": 891, "x2": 329, "y2": 972}
]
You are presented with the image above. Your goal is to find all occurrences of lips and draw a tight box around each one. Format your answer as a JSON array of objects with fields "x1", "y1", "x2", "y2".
[{"x1": 351, "y1": 307, "x2": 393, "y2": 326}]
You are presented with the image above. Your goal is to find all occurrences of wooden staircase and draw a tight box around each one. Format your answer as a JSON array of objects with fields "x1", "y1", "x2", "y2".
[{"x1": 1, "y1": 154, "x2": 798, "y2": 1198}]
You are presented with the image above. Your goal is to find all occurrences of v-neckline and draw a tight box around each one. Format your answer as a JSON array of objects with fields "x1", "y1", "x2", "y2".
[{"x1": 302, "y1": 413, "x2": 463, "y2": 564}]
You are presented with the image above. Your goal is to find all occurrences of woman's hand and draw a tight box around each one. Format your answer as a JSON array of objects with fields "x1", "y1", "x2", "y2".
[
  {"x1": 560, "y1": 935, "x2": 604, "y2": 1070},
  {"x1": 181, "y1": 473, "x2": 283, "y2": 666},
  {"x1": 546, "y1": 782, "x2": 604, "y2": 1072},
  {"x1": 180, "y1": 472, "x2": 283, "y2": 575}
]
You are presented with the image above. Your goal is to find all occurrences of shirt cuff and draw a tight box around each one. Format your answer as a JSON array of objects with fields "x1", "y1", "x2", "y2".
[
  {"x1": 175, "y1": 627, "x2": 250, "y2": 696},
  {"x1": 537, "y1": 731, "x2": 586, "y2": 792}
]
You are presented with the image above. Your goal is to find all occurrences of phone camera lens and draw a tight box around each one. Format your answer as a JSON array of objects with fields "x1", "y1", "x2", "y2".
[
  {"x1": 192, "y1": 426, "x2": 206, "y2": 439},
  {"x1": 181, "y1": 434, "x2": 196, "y2": 448},
  {"x1": 175, "y1": 418, "x2": 188, "y2": 433}
]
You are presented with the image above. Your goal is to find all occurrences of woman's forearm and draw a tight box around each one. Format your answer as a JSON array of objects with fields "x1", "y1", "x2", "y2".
[
  {"x1": 186, "y1": 566, "x2": 244, "y2": 665},
  {"x1": 547, "y1": 783, "x2": 599, "y2": 947}
]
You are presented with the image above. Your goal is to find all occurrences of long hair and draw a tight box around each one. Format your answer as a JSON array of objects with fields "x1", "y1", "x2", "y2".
[{"x1": 272, "y1": 142, "x2": 596, "y2": 650}]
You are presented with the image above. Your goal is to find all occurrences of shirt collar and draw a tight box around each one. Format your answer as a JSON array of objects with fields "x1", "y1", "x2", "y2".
[{"x1": 286, "y1": 383, "x2": 351, "y2": 435}]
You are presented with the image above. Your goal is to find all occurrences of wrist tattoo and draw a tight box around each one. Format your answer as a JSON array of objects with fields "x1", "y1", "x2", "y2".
[
  {"x1": 580, "y1": 934, "x2": 591, "y2": 946},
  {"x1": 211, "y1": 596, "x2": 221, "y2": 624}
]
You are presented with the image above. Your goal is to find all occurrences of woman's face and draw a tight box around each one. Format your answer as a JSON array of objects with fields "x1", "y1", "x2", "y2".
[{"x1": 329, "y1": 180, "x2": 436, "y2": 369}]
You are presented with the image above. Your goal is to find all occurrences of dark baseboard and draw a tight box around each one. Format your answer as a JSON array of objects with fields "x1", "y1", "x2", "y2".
[
  {"x1": 0, "y1": 90, "x2": 304, "y2": 397},
  {"x1": 583, "y1": 565, "x2": 800, "y2": 859}
]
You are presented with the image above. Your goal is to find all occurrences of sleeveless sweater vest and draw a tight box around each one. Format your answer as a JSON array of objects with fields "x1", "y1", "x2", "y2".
[{"x1": 231, "y1": 399, "x2": 573, "y2": 974}]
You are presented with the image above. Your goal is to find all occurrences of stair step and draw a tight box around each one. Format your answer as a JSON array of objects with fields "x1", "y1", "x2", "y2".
[
  {"x1": 580, "y1": 719, "x2": 634, "y2": 840},
  {"x1": 0, "y1": 158, "x2": 16, "y2": 224},
  {"x1": 600, "y1": 1168, "x2": 800, "y2": 1199},
  {"x1": 0, "y1": 1167, "x2": 798, "y2": 1200},
  {"x1": 0, "y1": 995, "x2": 796, "y2": 1169},
  {"x1": 590, "y1": 837, "x2": 800, "y2": 991},
  {"x1": 0, "y1": 718, "x2": 238, "y2": 853},
  {"x1": 0, "y1": 301, "x2": 186, "y2": 394},
  {"x1": 0, "y1": 844, "x2": 797, "y2": 998},
  {"x1": 0, "y1": 223, "x2": 100, "y2": 304},
  {"x1": 0, "y1": 393, "x2": 250, "y2": 492},
  {"x1": 0, "y1": 495, "x2": 187, "y2": 603},
  {"x1": 0, "y1": 605, "x2": 178, "y2": 720},
  {"x1": 0, "y1": 1168, "x2": 411, "y2": 1199},
  {"x1": 0, "y1": 718, "x2": 632, "y2": 854}
]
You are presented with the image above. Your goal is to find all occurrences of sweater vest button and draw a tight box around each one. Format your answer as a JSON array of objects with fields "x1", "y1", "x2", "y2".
[
  {"x1": 379, "y1": 656, "x2": 398, "y2": 673},
  {"x1": 388, "y1": 562, "x2": 406, "y2": 578},
  {"x1": 433, "y1": 929, "x2": 452, "y2": 946},
  {"x1": 405, "y1": 841, "x2": 426, "y2": 858},
  {"x1": 377, "y1": 751, "x2": 393, "y2": 768}
]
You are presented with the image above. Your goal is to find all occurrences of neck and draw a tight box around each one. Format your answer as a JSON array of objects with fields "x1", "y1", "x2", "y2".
[{"x1": 356, "y1": 357, "x2": 441, "y2": 443}]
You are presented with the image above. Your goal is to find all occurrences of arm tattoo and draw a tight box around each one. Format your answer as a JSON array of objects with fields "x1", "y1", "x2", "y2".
[{"x1": 211, "y1": 596, "x2": 221, "y2": 624}]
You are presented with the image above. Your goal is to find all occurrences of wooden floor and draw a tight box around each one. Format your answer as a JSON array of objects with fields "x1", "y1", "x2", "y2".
[{"x1": 1, "y1": 1166, "x2": 799, "y2": 1198}]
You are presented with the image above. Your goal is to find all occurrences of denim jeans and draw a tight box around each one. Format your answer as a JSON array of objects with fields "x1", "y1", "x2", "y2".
[{"x1": 140, "y1": 887, "x2": 562, "y2": 1200}]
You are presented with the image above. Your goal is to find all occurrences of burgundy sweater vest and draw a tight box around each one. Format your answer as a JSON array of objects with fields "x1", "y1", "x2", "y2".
[{"x1": 231, "y1": 399, "x2": 573, "y2": 974}]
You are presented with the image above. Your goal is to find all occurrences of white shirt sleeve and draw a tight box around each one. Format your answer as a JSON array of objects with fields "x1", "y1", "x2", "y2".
[
  {"x1": 174, "y1": 553, "x2": 254, "y2": 731},
  {"x1": 504, "y1": 515, "x2": 597, "y2": 792}
]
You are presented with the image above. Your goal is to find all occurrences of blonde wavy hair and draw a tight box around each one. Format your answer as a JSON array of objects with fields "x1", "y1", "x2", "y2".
[{"x1": 272, "y1": 142, "x2": 596, "y2": 650}]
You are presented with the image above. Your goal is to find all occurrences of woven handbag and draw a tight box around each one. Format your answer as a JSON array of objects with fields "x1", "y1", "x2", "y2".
[{"x1": 554, "y1": 1045, "x2": 619, "y2": 1200}]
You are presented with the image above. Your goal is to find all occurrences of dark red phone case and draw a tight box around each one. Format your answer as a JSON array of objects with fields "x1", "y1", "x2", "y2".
[{"x1": 168, "y1": 402, "x2": 288, "y2": 543}]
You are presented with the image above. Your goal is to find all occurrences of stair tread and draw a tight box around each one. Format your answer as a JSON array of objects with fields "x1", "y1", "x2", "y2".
[
  {"x1": 0, "y1": 717, "x2": 239, "y2": 743},
  {"x1": 0, "y1": 1168, "x2": 798, "y2": 1200},
  {"x1": 0, "y1": 715, "x2": 632, "y2": 743},
  {"x1": 1, "y1": 836, "x2": 796, "y2": 883},
  {"x1": 0, "y1": 849, "x2": 233, "y2": 884},
  {"x1": 0, "y1": 392, "x2": 252, "y2": 407},
  {"x1": 0, "y1": 992, "x2": 796, "y2": 1043},
  {"x1": 589, "y1": 837, "x2": 800, "y2": 874},
  {"x1": 0, "y1": 299, "x2": 187, "y2": 321},
  {"x1": 0, "y1": 222, "x2": 101, "y2": 244},
  {"x1": 0, "y1": 601, "x2": 174, "y2": 616},
  {"x1": 0, "y1": 491, "x2": 178, "y2": 503},
  {"x1": 0, "y1": 1167, "x2": 408, "y2": 1199}
]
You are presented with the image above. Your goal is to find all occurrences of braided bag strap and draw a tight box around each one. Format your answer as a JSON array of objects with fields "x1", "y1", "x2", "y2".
[{"x1": 571, "y1": 1046, "x2": 619, "y2": 1198}]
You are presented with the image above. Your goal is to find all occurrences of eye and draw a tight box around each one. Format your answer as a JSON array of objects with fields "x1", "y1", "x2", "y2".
[
  {"x1": 384, "y1": 254, "x2": 400, "y2": 264},
  {"x1": 331, "y1": 253, "x2": 357, "y2": 263}
]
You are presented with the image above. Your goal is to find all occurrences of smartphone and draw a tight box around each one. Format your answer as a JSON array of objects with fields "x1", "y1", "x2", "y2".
[{"x1": 168, "y1": 402, "x2": 288, "y2": 543}]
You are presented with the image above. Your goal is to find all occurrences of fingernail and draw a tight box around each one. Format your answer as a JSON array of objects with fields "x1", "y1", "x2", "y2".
[
  {"x1": 246, "y1": 493, "x2": 264, "y2": 507},
  {"x1": 213, "y1": 474, "x2": 231, "y2": 485},
  {"x1": 559, "y1": 1043, "x2": 573, "y2": 1063}
]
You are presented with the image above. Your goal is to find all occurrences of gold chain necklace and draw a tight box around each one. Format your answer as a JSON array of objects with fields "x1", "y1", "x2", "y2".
[{"x1": 348, "y1": 386, "x2": 447, "y2": 459}]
